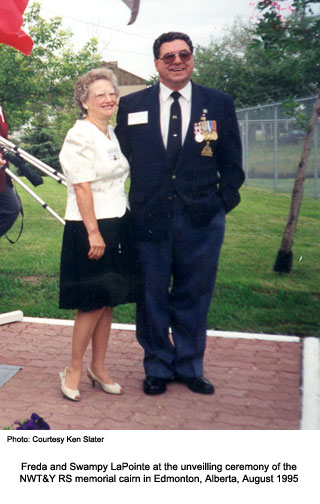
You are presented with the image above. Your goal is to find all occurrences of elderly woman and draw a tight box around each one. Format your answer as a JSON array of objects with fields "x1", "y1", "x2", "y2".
[{"x1": 59, "y1": 68, "x2": 141, "y2": 401}]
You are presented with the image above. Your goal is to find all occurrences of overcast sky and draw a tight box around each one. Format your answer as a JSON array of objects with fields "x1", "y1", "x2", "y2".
[{"x1": 30, "y1": 0, "x2": 293, "y2": 79}]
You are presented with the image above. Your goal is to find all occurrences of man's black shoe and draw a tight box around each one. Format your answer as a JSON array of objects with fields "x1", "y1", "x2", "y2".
[
  {"x1": 175, "y1": 374, "x2": 215, "y2": 395},
  {"x1": 143, "y1": 376, "x2": 169, "y2": 395}
]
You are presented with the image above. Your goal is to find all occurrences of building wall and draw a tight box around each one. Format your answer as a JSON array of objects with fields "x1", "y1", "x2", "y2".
[
  {"x1": 100, "y1": 61, "x2": 147, "y2": 96},
  {"x1": 119, "y1": 84, "x2": 147, "y2": 96}
]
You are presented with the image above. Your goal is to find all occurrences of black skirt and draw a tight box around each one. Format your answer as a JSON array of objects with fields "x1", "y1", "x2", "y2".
[{"x1": 59, "y1": 211, "x2": 143, "y2": 312}]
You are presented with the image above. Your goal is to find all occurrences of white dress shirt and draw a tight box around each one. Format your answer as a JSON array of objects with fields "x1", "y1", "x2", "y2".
[
  {"x1": 59, "y1": 120, "x2": 129, "y2": 221},
  {"x1": 159, "y1": 81, "x2": 192, "y2": 148}
]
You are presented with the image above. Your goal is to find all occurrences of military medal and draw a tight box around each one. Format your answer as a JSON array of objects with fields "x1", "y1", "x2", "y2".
[
  {"x1": 201, "y1": 141, "x2": 213, "y2": 157},
  {"x1": 194, "y1": 111, "x2": 217, "y2": 155},
  {"x1": 200, "y1": 119, "x2": 217, "y2": 156},
  {"x1": 202, "y1": 120, "x2": 218, "y2": 141},
  {"x1": 194, "y1": 122, "x2": 204, "y2": 143},
  {"x1": 196, "y1": 109, "x2": 208, "y2": 141}
]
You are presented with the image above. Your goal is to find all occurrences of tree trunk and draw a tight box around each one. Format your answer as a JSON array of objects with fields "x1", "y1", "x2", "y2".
[{"x1": 274, "y1": 95, "x2": 320, "y2": 273}]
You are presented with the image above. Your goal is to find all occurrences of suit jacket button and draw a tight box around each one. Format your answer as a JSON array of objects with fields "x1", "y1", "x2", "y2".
[{"x1": 172, "y1": 175, "x2": 176, "y2": 179}]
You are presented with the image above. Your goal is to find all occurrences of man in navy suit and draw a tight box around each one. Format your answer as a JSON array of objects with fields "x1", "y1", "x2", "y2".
[{"x1": 116, "y1": 32, "x2": 244, "y2": 395}]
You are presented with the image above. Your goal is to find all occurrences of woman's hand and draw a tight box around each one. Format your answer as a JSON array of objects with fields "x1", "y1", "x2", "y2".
[
  {"x1": 87, "y1": 229, "x2": 106, "y2": 260},
  {"x1": 73, "y1": 182, "x2": 106, "y2": 261}
]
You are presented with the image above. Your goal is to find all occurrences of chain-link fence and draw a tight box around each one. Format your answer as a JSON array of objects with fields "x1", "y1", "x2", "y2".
[{"x1": 236, "y1": 97, "x2": 319, "y2": 199}]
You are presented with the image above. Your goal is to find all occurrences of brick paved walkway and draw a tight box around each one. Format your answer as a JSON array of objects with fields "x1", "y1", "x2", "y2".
[{"x1": 0, "y1": 320, "x2": 302, "y2": 430}]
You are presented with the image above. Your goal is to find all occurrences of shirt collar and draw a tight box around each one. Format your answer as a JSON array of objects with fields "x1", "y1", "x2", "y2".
[{"x1": 159, "y1": 81, "x2": 192, "y2": 103}]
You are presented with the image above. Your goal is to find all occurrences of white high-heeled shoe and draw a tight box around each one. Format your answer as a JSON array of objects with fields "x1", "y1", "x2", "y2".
[
  {"x1": 87, "y1": 367, "x2": 123, "y2": 395},
  {"x1": 59, "y1": 367, "x2": 81, "y2": 401}
]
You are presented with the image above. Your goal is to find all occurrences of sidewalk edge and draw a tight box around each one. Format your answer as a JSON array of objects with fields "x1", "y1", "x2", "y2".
[{"x1": 21, "y1": 316, "x2": 301, "y2": 342}]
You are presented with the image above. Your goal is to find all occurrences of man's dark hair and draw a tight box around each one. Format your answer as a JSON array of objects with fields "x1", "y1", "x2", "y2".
[{"x1": 153, "y1": 32, "x2": 194, "y2": 59}]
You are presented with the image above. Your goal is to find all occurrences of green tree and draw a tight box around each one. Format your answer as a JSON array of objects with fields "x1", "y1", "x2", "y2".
[
  {"x1": 193, "y1": 21, "x2": 259, "y2": 107},
  {"x1": 252, "y1": 0, "x2": 320, "y2": 98},
  {"x1": 0, "y1": 2, "x2": 101, "y2": 131},
  {"x1": 194, "y1": 2, "x2": 319, "y2": 106},
  {"x1": 19, "y1": 111, "x2": 61, "y2": 171},
  {"x1": 252, "y1": 0, "x2": 320, "y2": 273}
]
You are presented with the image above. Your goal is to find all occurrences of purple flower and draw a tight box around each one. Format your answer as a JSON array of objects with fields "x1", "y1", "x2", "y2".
[{"x1": 16, "y1": 413, "x2": 50, "y2": 430}]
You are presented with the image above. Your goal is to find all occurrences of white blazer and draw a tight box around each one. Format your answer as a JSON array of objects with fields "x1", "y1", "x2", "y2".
[{"x1": 59, "y1": 120, "x2": 130, "y2": 221}]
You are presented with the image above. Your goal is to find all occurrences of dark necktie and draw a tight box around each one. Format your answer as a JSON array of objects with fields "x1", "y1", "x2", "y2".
[{"x1": 166, "y1": 91, "x2": 182, "y2": 168}]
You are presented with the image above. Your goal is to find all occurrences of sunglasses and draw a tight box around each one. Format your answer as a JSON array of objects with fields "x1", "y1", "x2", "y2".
[{"x1": 158, "y1": 50, "x2": 193, "y2": 65}]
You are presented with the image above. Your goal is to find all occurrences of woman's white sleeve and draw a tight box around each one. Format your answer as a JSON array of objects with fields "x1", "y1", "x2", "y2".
[{"x1": 59, "y1": 127, "x2": 96, "y2": 184}]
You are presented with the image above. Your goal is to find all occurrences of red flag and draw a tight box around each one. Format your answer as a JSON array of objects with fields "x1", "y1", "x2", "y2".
[
  {"x1": 122, "y1": 0, "x2": 140, "y2": 25},
  {"x1": 0, "y1": 0, "x2": 33, "y2": 55}
]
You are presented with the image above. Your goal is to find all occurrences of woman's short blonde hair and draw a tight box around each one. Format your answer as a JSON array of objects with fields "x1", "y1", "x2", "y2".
[{"x1": 74, "y1": 68, "x2": 119, "y2": 116}]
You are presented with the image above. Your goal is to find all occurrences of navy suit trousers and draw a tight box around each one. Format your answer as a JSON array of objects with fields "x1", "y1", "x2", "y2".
[
  {"x1": 0, "y1": 180, "x2": 21, "y2": 238},
  {"x1": 136, "y1": 197, "x2": 225, "y2": 379}
]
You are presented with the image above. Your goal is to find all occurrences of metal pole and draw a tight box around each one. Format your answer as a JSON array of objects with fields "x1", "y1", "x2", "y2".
[
  {"x1": 245, "y1": 111, "x2": 249, "y2": 184},
  {"x1": 314, "y1": 118, "x2": 319, "y2": 200},
  {"x1": 1, "y1": 165, "x2": 65, "y2": 225},
  {"x1": 0, "y1": 135, "x2": 66, "y2": 186},
  {"x1": 274, "y1": 106, "x2": 278, "y2": 193}
]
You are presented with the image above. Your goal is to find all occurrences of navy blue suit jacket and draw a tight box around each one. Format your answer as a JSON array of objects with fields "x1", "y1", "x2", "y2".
[{"x1": 116, "y1": 81, "x2": 244, "y2": 241}]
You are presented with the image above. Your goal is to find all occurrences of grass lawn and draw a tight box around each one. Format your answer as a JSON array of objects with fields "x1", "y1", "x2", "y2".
[{"x1": 1, "y1": 177, "x2": 319, "y2": 337}]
